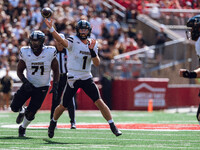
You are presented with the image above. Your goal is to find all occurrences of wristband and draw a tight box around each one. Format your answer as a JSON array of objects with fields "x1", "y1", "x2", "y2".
[
  {"x1": 89, "y1": 48, "x2": 97, "y2": 58},
  {"x1": 49, "y1": 27, "x2": 55, "y2": 33},
  {"x1": 183, "y1": 70, "x2": 197, "y2": 78}
]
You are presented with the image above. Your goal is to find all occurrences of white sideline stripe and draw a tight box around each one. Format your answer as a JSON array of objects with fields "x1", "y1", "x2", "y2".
[
  {"x1": 1, "y1": 130, "x2": 200, "y2": 137},
  {"x1": 1, "y1": 123, "x2": 200, "y2": 131},
  {"x1": 0, "y1": 134, "x2": 200, "y2": 143},
  {"x1": 1, "y1": 131, "x2": 200, "y2": 137},
  {"x1": 158, "y1": 121, "x2": 197, "y2": 123},
  {"x1": 0, "y1": 115, "x2": 10, "y2": 117}
]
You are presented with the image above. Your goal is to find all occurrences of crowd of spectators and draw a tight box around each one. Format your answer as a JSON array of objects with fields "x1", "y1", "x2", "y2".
[
  {"x1": 0, "y1": 0, "x2": 199, "y2": 80},
  {"x1": 117, "y1": 0, "x2": 200, "y2": 25},
  {"x1": 116, "y1": 0, "x2": 200, "y2": 11},
  {"x1": 0, "y1": 0, "x2": 141, "y2": 80}
]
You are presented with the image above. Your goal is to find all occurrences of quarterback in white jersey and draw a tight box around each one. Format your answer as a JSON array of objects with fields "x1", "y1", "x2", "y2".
[
  {"x1": 44, "y1": 19, "x2": 122, "y2": 138},
  {"x1": 67, "y1": 35, "x2": 99, "y2": 83},
  {"x1": 10, "y1": 30, "x2": 59, "y2": 137}
]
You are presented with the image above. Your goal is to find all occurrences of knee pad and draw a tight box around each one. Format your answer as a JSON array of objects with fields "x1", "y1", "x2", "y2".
[{"x1": 25, "y1": 109, "x2": 35, "y2": 121}]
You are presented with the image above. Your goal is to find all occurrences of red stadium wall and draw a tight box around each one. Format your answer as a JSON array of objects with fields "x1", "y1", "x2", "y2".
[
  {"x1": 166, "y1": 85, "x2": 200, "y2": 108},
  {"x1": 38, "y1": 79, "x2": 200, "y2": 110},
  {"x1": 111, "y1": 78, "x2": 169, "y2": 110}
]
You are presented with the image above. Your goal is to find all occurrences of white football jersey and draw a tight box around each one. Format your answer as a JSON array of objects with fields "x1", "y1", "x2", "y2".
[
  {"x1": 19, "y1": 46, "x2": 57, "y2": 87},
  {"x1": 66, "y1": 35, "x2": 98, "y2": 79},
  {"x1": 195, "y1": 37, "x2": 200, "y2": 57}
]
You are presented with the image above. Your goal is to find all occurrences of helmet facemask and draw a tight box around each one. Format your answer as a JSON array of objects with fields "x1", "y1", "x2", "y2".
[
  {"x1": 29, "y1": 31, "x2": 45, "y2": 55},
  {"x1": 76, "y1": 20, "x2": 92, "y2": 40},
  {"x1": 30, "y1": 40, "x2": 43, "y2": 53},
  {"x1": 186, "y1": 27, "x2": 200, "y2": 41},
  {"x1": 78, "y1": 28, "x2": 90, "y2": 40}
]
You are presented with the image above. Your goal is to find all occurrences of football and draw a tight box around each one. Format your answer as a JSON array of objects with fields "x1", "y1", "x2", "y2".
[{"x1": 41, "y1": 7, "x2": 53, "y2": 18}]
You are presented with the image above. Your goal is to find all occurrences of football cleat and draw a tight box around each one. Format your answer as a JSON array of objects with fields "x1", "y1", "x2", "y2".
[
  {"x1": 16, "y1": 107, "x2": 26, "y2": 124},
  {"x1": 18, "y1": 125, "x2": 26, "y2": 137},
  {"x1": 109, "y1": 123, "x2": 122, "y2": 137},
  {"x1": 70, "y1": 122, "x2": 76, "y2": 129},
  {"x1": 48, "y1": 120, "x2": 57, "y2": 138}
]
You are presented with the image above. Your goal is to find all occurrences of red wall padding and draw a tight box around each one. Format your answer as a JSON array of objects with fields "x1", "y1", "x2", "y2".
[
  {"x1": 166, "y1": 87, "x2": 200, "y2": 107},
  {"x1": 37, "y1": 79, "x2": 200, "y2": 110}
]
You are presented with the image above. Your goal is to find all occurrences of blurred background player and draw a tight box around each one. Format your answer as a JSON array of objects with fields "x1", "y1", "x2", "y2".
[
  {"x1": 44, "y1": 19, "x2": 122, "y2": 138},
  {"x1": 10, "y1": 30, "x2": 59, "y2": 137},
  {"x1": 179, "y1": 15, "x2": 200, "y2": 124},
  {"x1": 1, "y1": 67, "x2": 13, "y2": 110},
  {"x1": 51, "y1": 33, "x2": 76, "y2": 129}
]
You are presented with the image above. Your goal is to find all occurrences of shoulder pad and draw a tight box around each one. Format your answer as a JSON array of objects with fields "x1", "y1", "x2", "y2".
[
  {"x1": 44, "y1": 45, "x2": 56, "y2": 49},
  {"x1": 20, "y1": 46, "x2": 31, "y2": 54},
  {"x1": 21, "y1": 46, "x2": 30, "y2": 50},
  {"x1": 20, "y1": 46, "x2": 31, "y2": 58},
  {"x1": 43, "y1": 46, "x2": 56, "y2": 57}
]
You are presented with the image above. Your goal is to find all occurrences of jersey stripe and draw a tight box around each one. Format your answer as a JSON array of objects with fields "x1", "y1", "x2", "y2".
[
  {"x1": 57, "y1": 48, "x2": 68, "y2": 74},
  {"x1": 68, "y1": 37, "x2": 73, "y2": 40},
  {"x1": 67, "y1": 37, "x2": 73, "y2": 43},
  {"x1": 67, "y1": 39, "x2": 73, "y2": 43}
]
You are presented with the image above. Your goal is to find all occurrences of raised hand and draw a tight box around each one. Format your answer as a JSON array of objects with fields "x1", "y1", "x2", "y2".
[
  {"x1": 44, "y1": 18, "x2": 54, "y2": 29},
  {"x1": 88, "y1": 39, "x2": 96, "y2": 49}
]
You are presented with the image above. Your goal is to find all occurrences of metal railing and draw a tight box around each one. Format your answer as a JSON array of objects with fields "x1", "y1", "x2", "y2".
[
  {"x1": 102, "y1": 1, "x2": 125, "y2": 18},
  {"x1": 144, "y1": 8, "x2": 200, "y2": 26},
  {"x1": 93, "y1": 38, "x2": 186, "y2": 79}
]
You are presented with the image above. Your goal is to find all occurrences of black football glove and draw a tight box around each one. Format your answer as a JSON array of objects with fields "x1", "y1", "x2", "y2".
[
  {"x1": 50, "y1": 82, "x2": 58, "y2": 100},
  {"x1": 22, "y1": 77, "x2": 35, "y2": 92},
  {"x1": 182, "y1": 70, "x2": 197, "y2": 78}
]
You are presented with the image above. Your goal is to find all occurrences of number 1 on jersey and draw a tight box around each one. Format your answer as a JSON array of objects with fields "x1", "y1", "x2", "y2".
[{"x1": 82, "y1": 56, "x2": 88, "y2": 69}]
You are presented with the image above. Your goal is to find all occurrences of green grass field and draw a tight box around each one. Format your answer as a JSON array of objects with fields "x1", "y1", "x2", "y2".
[{"x1": 0, "y1": 110, "x2": 200, "y2": 150}]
